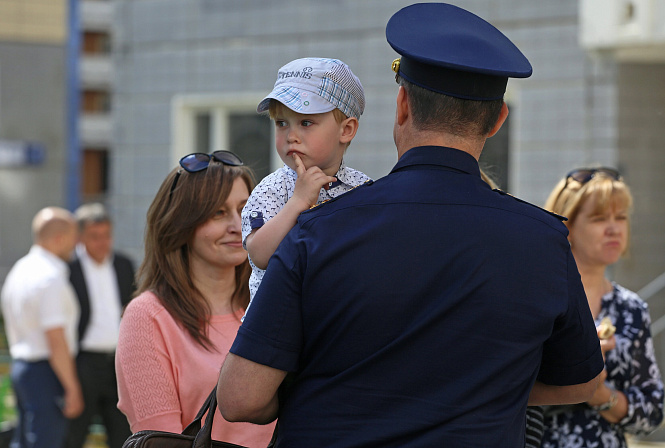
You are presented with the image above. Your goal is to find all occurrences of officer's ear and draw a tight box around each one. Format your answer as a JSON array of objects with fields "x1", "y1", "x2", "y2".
[
  {"x1": 396, "y1": 86, "x2": 409, "y2": 126},
  {"x1": 487, "y1": 102, "x2": 509, "y2": 138}
]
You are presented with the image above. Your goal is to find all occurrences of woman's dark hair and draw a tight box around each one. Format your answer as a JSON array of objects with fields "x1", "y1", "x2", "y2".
[{"x1": 136, "y1": 160, "x2": 255, "y2": 349}]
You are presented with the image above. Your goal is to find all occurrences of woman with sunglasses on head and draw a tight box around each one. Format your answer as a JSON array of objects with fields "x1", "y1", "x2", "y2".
[
  {"x1": 540, "y1": 167, "x2": 664, "y2": 448},
  {"x1": 115, "y1": 151, "x2": 276, "y2": 447}
]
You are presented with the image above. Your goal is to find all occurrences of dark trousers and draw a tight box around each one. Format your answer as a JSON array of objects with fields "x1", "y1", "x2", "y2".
[
  {"x1": 64, "y1": 351, "x2": 130, "y2": 448},
  {"x1": 10, "y1": 360, "x2": 67, "y2": 448}
]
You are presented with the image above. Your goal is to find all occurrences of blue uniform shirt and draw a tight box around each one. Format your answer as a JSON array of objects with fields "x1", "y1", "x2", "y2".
[
  {"x1": 233, "y1": 146, "x2": 603, "y2": 447},
  {"x1": 241, "y1": 161, "x2": 371, "y2": 304}
]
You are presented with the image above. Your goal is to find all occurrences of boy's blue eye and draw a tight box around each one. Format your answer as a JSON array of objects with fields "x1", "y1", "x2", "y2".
[
  {"x1": 275, "y1": 120, "x2": 287, "y2": 127},
  {"x1": 302, "y1": 120, "x2": 313, "y2": 127}
]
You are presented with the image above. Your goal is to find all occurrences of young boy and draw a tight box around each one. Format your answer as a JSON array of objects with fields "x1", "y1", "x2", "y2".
[{"x1": 242, "y1": 57, "x2": 371, "y2": 312}]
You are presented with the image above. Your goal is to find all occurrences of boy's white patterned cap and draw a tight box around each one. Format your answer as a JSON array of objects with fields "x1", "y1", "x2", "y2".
[{"x1": 257, "y1": 58, "x2": 365, "y2": 119}]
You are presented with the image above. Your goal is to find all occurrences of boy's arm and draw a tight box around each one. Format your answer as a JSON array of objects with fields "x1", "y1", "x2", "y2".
[
  {"x1": 246, "y1": 195, "x2": 311, "y2": 269},
  {"x1": 247, "y1": 153, "x2": 335, "y2": 269}
]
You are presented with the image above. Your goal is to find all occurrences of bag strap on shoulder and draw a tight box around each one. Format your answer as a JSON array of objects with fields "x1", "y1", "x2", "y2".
[{"x1": 182, "y1": 386, "x2": 217, "y2": 438}]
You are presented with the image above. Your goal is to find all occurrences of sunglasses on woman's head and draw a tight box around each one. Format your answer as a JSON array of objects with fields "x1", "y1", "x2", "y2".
[
  {"x1": 565, "y1": 167, "x2": 621, "y2": 185},
  {"x1": 179, "y1": 150, "x2": 244, "y2": 173},
  {"x1": 169, "y1": 150, "x2": 245, "y2": 200}
]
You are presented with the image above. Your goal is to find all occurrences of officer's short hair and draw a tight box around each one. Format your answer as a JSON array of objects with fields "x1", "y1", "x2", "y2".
[{"x1": 398, "y1": 76, "x2": 504, "y2": 138}]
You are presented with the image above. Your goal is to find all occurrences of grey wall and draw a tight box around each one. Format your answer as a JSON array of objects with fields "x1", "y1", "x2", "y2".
[
  {"x1": 111, "y1": 0, "x2": 665, "y2": 278},
  {"x1": 109, "y1": 0, "x2": 665, "y2": 385},
  {"x1": 0, "y1": 2, "x2": 656, "y2": 305},
  {"x1": 111, "y1": 0, "x2": 591, "y2": 261},
  {"x1": 0, "y1": 42, "x2": 68, "y2": 279},
  {"x1": 111, "y1": 0, "x2": 407, "y2": 263},
  {"x1": 616, "y1": 64, "x2": 665, "y2": 292},
  {"x1": 616, "y1": 63, "x2": 665, "y2": 375}
]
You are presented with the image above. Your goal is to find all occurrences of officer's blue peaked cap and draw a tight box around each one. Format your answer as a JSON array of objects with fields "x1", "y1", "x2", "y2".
[{"x1": 387, "y1": 3, "x2": 532, "y2": 101}]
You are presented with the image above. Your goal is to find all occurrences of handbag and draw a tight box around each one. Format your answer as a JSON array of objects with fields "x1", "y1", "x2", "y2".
[{"x1": 122, "y1": 386, "x2": 249, "y2": 448}]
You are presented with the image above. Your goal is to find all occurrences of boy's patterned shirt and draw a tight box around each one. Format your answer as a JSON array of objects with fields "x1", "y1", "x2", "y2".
[{"x1": 241, "y1": 161, "x2": 371, "y2": 306}]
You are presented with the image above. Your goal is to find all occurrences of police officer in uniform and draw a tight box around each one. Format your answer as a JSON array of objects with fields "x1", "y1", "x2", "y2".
[{"x1": 217, "y1": 4, "x2": 604, "y2": 447}]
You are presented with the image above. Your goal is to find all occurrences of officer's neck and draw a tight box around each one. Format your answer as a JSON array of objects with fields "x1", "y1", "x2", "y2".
[{"x1": 397, "y1": 127, "x2": 486, "y2": 161}]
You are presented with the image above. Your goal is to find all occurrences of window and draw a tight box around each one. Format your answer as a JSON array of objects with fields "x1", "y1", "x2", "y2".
[
  {"x1": 81, "y1": 148, "x2": 108, "y2": 198},
  {"x1": 82, "y1": 31, "x2": 111, "y2": 55},
  {"x1": 194, "y1": 112, "x2": 212, "y2": 153},
  {"x1": 81, "y1": 90, "x2": 111, "y2": 113},
  {"x1": 228, "y1": 113, "x2": 272, "y2": 181},
  {"x1": 173, "y1": 94, "x2": 273, "y2": 182}
]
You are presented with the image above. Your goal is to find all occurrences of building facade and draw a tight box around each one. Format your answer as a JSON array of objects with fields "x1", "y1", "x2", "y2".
[
  {"x1": 111, "y1": 1, "x2": 665, "y2": 285},
  {"x1": 0, "y1": 1, "x2": 664, "y2": 435},
  {"x1": 0, "y1": 0, "x2": 70, "y2": 280},
  {"x1": 109, "y1": 0, "x2": 665, "y2": 397},
  {"x1": 0, "y1": 0, "x2": 114, "y2": 279}
]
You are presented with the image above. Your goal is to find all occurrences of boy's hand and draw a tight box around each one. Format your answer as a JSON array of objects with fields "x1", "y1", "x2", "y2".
[{"x1": 291, "y1": 153, "x2": 337, "y2": 210}]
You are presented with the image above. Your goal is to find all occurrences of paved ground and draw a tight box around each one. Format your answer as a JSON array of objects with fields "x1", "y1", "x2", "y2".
[
  {"x1": 629, "y1": 432, "x2": 665, "y2": 447},
  {"x1": 629, "y1": 441, "x2": 665, "y2": 447}
]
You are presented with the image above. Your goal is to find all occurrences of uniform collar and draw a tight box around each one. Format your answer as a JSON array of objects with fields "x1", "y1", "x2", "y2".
[{"x1": 390, "y1": 146, "x2": 481, "y2": 177}]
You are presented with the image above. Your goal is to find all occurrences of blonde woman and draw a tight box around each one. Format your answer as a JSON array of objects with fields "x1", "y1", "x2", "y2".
[{"x1": 542, "y1": 167, "x2": 664, "y2": 447}]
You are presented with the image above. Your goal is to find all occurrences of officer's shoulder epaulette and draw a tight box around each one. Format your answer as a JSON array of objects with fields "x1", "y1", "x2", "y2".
[
  {"x1": 305, "y1": 180, "x2": 374, "y2": 212},
  {"x1": 492, "y1": 188, "x2": 567, "y2": 221}
]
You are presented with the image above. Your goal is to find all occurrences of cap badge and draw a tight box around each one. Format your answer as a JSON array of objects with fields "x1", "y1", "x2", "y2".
[{"x1": 391, "y1": 58, "x2": 401, "y2": 74}]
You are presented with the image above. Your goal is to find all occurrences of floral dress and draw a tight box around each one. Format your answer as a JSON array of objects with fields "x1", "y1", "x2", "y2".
[{"x1": 541, "y1": 283, "x2": 664, "y2": 448}]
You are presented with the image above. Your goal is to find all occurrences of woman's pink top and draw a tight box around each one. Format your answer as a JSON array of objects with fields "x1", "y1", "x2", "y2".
[{"x1": 116, "y1": 291, "x2": 275, "y2": 448}]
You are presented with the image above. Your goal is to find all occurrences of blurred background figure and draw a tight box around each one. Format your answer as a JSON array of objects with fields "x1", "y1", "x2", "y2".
[
  {"x1": 542, "y1": 168, "x2": 664, "y2": 447},
  {"x1": 115, "y1": 151, "x2": 275, "y2": 447},
  {"x1": 1, "y1": 207, "x2": 83, "y2": 448},
  {"x1": 65, "y1": 203, "x2": 134, "y2": 448}
]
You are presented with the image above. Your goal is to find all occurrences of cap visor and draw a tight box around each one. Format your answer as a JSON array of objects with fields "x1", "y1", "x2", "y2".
[{"x1": 256, "y1": 86, "x2": 336, "y2": 115}]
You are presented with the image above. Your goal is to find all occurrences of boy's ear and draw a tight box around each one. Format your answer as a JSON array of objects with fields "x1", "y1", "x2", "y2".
[{"x1": 340, "y1": 116, "x2": 359, "y2": 144}]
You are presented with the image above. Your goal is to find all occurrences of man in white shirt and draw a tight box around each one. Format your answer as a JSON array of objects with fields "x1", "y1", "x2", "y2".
[
  {"x1": 1, "y1": 207, "x2": 83, "y2": 448},
  {"x1": 65, "y1": 203, "x2": 134, "y2": 448}
]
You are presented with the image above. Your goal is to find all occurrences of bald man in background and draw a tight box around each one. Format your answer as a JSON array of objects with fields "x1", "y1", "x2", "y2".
[{"x1": 1, "y1": 207, "x2": 84, "y2": 448}]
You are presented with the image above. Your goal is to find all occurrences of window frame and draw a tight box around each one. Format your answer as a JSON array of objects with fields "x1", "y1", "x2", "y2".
[{"x1": 171, "y1": 93, "x2": 275, "y2": 169}]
